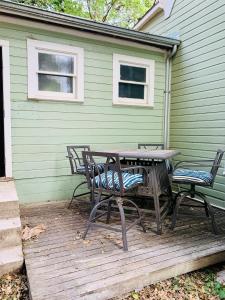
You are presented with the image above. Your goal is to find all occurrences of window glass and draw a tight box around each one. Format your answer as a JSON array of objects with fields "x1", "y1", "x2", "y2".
[
  {"x1": 120, "y1": 65, "x2": 146, "y2": 82},
  {"x1": 38, "y1": 53, "x2": 74, "y2": 74},
  {"x1": 27, "y1": 40, "x2": 84, "y2": 101},
  {"x1": 113, "y1": 54, "x2": 154, "y2": 106},
  {"x1": 119, "y1": 83, "x2": 145, "y2": 99},
  {"x1": 38, "y1": 74, "x2": 73, "y2": 93}
]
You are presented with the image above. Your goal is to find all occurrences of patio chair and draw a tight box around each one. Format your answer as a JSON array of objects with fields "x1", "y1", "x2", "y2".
[
  {"x1": 138, "y1": 143, "x2": 173, "y2": 174},
  {"x1": 171, "y1": 149, "x2": 224, "y2": 233},
  {"x1": 82, "y1": 151, "x2": 147, "y2": 251},
  {"x1": 67, "y1": 145, "x2": 107, "y2": 208},
  {"x1": 66, "y1": 145, "x2": 92, "y2": 208}
]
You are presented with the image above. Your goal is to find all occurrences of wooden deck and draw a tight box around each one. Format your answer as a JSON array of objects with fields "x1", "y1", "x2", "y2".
[{"x1": 21, "y1": 200, "x2": 225, "y2": 300}]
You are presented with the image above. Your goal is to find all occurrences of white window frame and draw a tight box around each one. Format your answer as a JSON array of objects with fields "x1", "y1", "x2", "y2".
[
  {"x1": 113, "y1": 54, "x2": 155, "y2": 107},
  {"x1": 27, "y1": 39, "x2": 84, "y2": 102}
]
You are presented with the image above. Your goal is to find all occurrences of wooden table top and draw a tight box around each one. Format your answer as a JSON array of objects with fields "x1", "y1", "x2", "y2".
[{"x1": 100, "y1": 149, "x2": 180, "y2": 160}]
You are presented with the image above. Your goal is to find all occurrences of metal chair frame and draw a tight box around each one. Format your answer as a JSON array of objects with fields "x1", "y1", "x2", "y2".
[
  {"x1": 66, "y1": 145, "x2": 91, "y2": 208},
  {"x1": 171, "y1": 149, "x2": 225, "y2": 233},
  {"x1": 82, "y1": 151, "x2": 147, "y2": 251},
  {"x1": 138, "y1": 143, "x2": 165, "y2": 150}
]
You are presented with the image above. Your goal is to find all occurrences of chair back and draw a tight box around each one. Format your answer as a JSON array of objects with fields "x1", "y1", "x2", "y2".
[
  {"x1": 210, "y1": 149, "x2": 225, "y2": 185},
  {"x1": 82, "y1": 151, "x2": 124, "y2": 195},
  {"x1": 66, "y1": 145, "x2": 90, "y2": 174},
  {"x1": 138, "y1": 143, "x2": 164, "y2": 150}
]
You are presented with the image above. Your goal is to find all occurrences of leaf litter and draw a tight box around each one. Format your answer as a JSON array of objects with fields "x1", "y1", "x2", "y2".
[
  {"x1": 0, "y1": 270, "x2": 29, "y2": 300},
  {"x1": 113, "y1": 266, "x2": 225, "y2": 300},
  {"x1": 21, "y1": 224, "x2": 46, "y2": 240}
]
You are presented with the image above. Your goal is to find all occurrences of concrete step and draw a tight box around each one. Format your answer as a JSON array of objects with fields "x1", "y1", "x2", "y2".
[
  {"x1": 0, "y1": 180, "x2": 23, "y2": 275},
  {"x1": 0, "y1": 200, "x2": 20, "y2": 219},
  {"x1": 0, "y1": 181, "x2": 18, "y2": 201},
  {"x1": 0, "y1": 181, "x2": 20, "y2": 219},
  {"x1": 0, "y1": 245, "x2": 24, "y2": 276},
  {"x1": 0, "y1": 217, "x2": 22, "y2": 248}
]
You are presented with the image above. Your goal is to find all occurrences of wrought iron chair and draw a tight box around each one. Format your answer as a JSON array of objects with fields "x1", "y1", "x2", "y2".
[
  {"x1": 82, "y1": 151, "x2": 147, "y2": 251},
  {"x1": 138, "y1": 143, "x2": 173, "y2": 174},
  {"x1": 66, "y1": 145, "x2": 93, "y2": 208},
  {"x1": 171, "y1": 149, "x2": 224, "y2": 233}
]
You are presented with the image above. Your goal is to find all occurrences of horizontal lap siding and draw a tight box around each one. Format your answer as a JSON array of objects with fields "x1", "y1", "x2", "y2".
[
  {"x1": 0, "y1": 22, "x2": 165, "y2": 202},
  {"x1": 142, "y1": 0, "x2": 225, "y2": 206}
]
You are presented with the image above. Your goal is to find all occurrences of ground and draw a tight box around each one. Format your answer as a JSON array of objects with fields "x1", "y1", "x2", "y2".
[
  {"x1": 116, "y1": 267, "x2": 225, "y2": 300},
  {"x1": 1, "y1": 266, "x2": 225, "y2": 300},
  {"x1": 0, "y1": 268, "x2": 29, "y2": 300}
]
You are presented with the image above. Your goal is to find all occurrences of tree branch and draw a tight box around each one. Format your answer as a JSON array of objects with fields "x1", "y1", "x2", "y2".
[
  {"x1": 86, "y1": 0, "x2": 93, "y2": 19},
  {"x1": 102, "y1": 0, "x2": 118, "y2": 23}
]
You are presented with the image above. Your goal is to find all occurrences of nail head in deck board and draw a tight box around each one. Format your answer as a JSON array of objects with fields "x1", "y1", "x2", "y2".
[{"x1": 21, "y1": 202, "x2": 225, "y2": 300}]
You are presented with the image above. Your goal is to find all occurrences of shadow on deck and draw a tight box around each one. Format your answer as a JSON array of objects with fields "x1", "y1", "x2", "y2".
[{"x1": 20, "y1": 200, "x2": 225, "y2": 300}]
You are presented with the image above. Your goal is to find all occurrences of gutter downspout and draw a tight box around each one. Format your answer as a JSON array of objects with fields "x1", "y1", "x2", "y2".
[{"x1": 163, "y1": 45, "x2": 177, "y2": 148}]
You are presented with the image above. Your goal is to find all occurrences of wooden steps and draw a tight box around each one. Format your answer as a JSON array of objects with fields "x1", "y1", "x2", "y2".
[{"x1": 0, "y1": 181, "x2": 23, "y2": 276}]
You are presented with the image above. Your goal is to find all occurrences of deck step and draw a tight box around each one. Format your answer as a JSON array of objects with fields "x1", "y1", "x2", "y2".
[
  {"x1": 0, "y1": 217, "x2": 22, "y2": 248},
  {"x1": 0, "y1": 245, "x2": 23, "y2": 276}
]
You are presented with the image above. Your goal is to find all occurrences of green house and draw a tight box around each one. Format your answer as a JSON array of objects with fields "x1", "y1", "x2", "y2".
[
  {"x1": 135, "y1": 0, "x2": 225, "y2": 208},
  {"x1": 0, "y1": 0, "x2": 180, "y2": 203},
  {"x1": 1, "y1": 0, "x2": 225, "y2": 289}
]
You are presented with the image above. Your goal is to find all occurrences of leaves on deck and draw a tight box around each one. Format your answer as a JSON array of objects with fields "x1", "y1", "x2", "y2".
[{"x1": 22, "y1": 224, "x2": 46, "y2": 240}]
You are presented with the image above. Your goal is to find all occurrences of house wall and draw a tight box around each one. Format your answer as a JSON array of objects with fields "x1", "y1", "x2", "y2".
[
  {"x1": 0, "y1": 21, "x2": 166, "y2": 203},
  {"x1": 140, "y1": 0, "x2": 225, "y2": 206}
]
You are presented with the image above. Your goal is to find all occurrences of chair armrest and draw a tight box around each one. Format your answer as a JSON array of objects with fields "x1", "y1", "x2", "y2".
[{"x1": 174, "y1": 159, "x2": 215, "y2": 169}]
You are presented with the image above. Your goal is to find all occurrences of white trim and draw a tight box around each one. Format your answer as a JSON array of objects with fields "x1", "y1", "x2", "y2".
[
  {"x1": 0, "y1": 40, "x2": 12, "y2": 178},
  {"x1": 134, "y1": 2, "x2": 164, "y2": 30},
  {"x1": 164, "y1": 0, "x2": 176, "y2": 18},
  {"x1": 27, "y1": 39, "x2": 84, "y2": 102},
  {"x1": 0, "y1": 16, "x2": 166, "y2": 54},
  {"x1": 113, "y1": 54, "x2": 155, "y2": 107},
  {"x1": 134, "y1": 0, "x2": 176, "y2": 30}
]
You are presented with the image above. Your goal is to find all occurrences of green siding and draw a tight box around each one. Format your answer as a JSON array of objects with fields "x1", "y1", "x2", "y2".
[
  {"x1": 142, "y1": 0, "x2": 225, "y2": 206},
  {"x1": 0, "y1": 22, "x2": 165, "y2": 203}
]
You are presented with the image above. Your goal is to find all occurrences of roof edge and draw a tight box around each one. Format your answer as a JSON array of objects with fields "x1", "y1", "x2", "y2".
[
  {"x1": 134, "y1": 1, "x2": 164, "y2": 30},
  {"x1": 0, "y1": 0, "x2": 180, "y2": 49}
]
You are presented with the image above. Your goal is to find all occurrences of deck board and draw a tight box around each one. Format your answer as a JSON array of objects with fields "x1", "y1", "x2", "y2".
[{"x1": 21, "y1": 201, "x2": 225, "y2": 300}]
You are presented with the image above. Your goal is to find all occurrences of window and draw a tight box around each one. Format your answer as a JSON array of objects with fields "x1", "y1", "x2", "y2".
[
  {"x1": 113, "y1": 54, "x2": 155, "y2": 106},
  {"x1": 27, "y1": 39, "x2": 84, "y2": 102}
]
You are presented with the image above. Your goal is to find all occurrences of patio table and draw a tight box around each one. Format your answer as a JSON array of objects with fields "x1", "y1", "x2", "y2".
[{"x1": 100, "y1": 149, "x2": 180, "y2": 234}]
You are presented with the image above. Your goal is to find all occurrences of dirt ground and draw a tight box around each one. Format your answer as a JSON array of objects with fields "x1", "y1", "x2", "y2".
[{"x1": 0, "y1": 268, "x2": 29, "y2": 300}]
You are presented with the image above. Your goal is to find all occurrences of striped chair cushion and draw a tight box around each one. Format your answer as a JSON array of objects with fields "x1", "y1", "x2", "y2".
[
  {"x1": 77, "y1": 163, "x2": 105, "y2": 174},
  {"x1": 173, "y1": 168, "x2": 213, "y2": 184},
  {"x1": 94, "y1": 170, "x2": 144, "y2": 191}
]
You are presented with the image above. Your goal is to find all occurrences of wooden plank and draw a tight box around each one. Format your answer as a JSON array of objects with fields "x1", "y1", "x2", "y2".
[{"x1": 21, "y1": 203, "x2": 225, "y2": 300}]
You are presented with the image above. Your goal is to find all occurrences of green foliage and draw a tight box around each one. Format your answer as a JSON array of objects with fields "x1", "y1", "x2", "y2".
[
  {"x1": 214, "y1": 282, "x2": 225, "y2": 299},
  {"x1": 12, "y1": 0, "x2": 154, "y2": 28},
  {"x1": 131, "y1": 291, "x2": 139, "y2": 299},
  {"x1": 204, "y1": 269, "x2": 225, "y2": 299}
]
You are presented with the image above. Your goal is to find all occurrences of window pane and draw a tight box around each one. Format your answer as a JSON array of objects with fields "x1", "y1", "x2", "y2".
[
  {"x1": 38, "y1": 53, "x2": 74, "y2": 73},
  {"x1": 119, "y1": 83, "x2": 144, "y2": 99},
  {"x1": 120, "y1": 65, "x2": 146, "y2": 82},
  {"x1": 38, "y1": 74, "x2": 73, "y2": 93}
]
